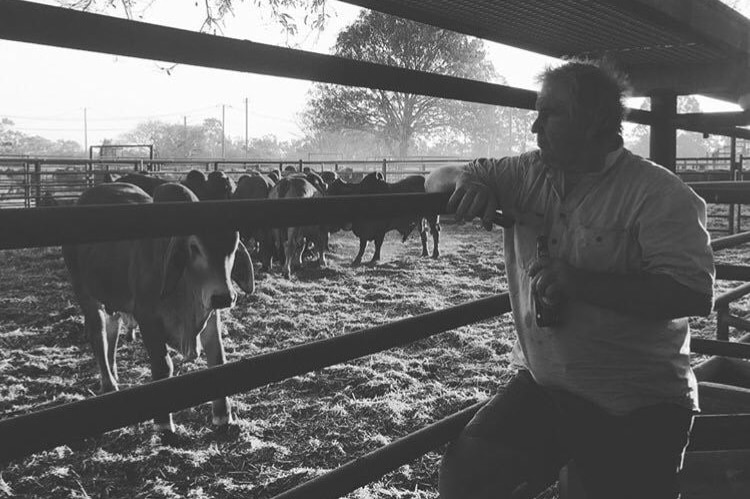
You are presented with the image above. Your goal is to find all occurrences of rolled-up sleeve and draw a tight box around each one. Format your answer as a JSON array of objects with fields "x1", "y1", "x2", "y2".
[{"x1": 637, "y1": 181, "x2": 715, "y2": 296}]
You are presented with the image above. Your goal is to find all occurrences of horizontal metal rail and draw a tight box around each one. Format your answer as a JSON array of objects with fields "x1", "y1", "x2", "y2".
[
  {"x1": 716, "y1": 264, "x2": 750, "y2": 281},
  {"x1": 273, "y1": 401, "x2": 488, "y2": 499},
  {"x1": 710, "y1": 231, "x2": 750, "y2": 251},
  {"x1": 689, "y1": 181, "x2": 750, "y2": 204},
  {"x1": 0, "y1": 193, "x2": 448, "y2": 250},
  {"x1": 715, "y1": 282, "x2": 750, "y2": 308},
  {"x1": 0, "y1": 293, "x2": 511, "y2": 463},
  {"x1": 691, "y1": 338, "x2": 750, "y2": 359}
]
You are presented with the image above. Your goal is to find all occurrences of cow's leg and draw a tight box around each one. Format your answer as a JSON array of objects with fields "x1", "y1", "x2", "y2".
[
  {"x1": 141, "y1": 325, "x2": 175, "y2": 433},
  {"x1": 353, "y1": 238, "x2": 367, "y2": 266},
  {"x1": 104, "y1": 312, "x2": 121, "y2": 383},
  {"x1": 317, "y1": 231, "x2": 328, "y2": 268},
  {"x1": 200, "y1": 310, "x2": 232, "y2": 426},
  {"x1": 258, "y1": 230, "x2": 273, "y2": 272},
  {"x1": 85, "y1": 307, "x2": 118, "y2": 393},
  {"x1": 420, "y1": 218, "x2": 429, "y2": 257},
  {"x1": 369, "y1": 233, "x2": 385, "y2": 264},
  {"x1": 430, "y1": 216, "x2": 441, "y2": 259},
  {"x1": 283, "y1": 230, "x2": 296, "y2": 278}
]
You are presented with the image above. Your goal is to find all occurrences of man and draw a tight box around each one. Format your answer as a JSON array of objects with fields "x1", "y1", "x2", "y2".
[{"x1": 426, "y1": 59, "x2": 714, "y2": 499}]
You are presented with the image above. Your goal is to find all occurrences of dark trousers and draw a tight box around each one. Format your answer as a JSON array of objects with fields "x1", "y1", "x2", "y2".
[{"x1": 439, "y1": 370, "x2": 694, "y2": 499}]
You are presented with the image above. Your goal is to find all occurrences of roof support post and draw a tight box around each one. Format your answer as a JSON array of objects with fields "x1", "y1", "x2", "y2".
[{"x1": 649, "y1": 90, "x2": 677, "y2": 172}]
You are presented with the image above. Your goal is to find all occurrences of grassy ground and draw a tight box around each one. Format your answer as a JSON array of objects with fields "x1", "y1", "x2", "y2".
[{"x1": 0, "y1": 215, "x2": 748, "y2": 498}]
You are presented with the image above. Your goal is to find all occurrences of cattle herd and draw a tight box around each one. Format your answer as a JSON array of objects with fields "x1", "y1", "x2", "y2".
[{"x1": 58, "y1": 167, "x2": 441, "y2": 439}]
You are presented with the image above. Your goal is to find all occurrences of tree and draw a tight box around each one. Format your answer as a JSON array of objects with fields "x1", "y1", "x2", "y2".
[
  {"x1": 0, "y1": 118, "x2": 83, "y2": 157},
  {"x1": 303, "y1": 10, "x2": 498, "y2": 157}
]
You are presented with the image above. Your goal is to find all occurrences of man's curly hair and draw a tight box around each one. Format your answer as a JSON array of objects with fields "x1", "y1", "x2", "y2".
[{"x1": 538, "y1": 58, "x2": 631, "y2": 139}]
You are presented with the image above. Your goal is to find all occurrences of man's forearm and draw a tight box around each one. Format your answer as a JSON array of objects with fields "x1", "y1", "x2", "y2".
[{"x1": 568, "y1": 268, "x2": 713, "y2": 319}]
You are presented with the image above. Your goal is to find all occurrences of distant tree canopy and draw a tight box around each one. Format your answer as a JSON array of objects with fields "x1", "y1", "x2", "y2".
[
  {"x1": 303, "y1": 11, "x2": 504, "y2": 157},
  {"x1": 118, "y1": 118, "x2": 300, "y2": 158},
  {"x1": 59, "y1": 0, "x2": 329, "y2": 36},
  {"x1": 0, "y1": 118, "x2": 83, "y2": 157}
]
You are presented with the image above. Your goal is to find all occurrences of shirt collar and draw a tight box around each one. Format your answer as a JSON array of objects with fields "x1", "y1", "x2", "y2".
[{"x1": 601, "y1": 146, "x2": 625, "y2": 175}]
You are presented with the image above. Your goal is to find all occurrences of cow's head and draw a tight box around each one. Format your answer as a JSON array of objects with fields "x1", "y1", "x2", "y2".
[
  {"x1": 152, "y1": 183, "x2": 242, "y2": 359},
  {"x1": 206, "y1": 171, "x2": 236, "y2": 200}
]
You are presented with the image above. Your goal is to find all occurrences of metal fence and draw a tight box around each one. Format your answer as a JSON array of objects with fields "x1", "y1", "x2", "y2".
[{"x1": 0, "y1": 157, "x2": 468, "y2": 208}]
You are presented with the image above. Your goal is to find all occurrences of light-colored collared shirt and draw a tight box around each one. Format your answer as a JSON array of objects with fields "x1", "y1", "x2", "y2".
[{"x1": 466, "y1": 147, "x2": 715, "y2": 415}]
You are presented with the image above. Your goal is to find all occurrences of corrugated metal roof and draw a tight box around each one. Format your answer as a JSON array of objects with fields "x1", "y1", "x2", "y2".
[{"x1": 343, "y1": 0, "x2": 750, "y2": 101}]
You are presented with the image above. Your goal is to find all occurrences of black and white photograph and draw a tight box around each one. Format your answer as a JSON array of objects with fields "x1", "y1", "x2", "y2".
[{"x1": 1, "y1": 1, "x2": 750, "y2": 497}]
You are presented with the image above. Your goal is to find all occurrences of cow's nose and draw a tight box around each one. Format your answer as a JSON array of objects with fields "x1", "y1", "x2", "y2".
[{"x1": 210, "y1": 292, "x2": 235, "y2": 310}]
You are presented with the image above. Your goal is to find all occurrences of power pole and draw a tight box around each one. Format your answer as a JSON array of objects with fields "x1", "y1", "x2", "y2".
[
  {"x1": 221, "y1": 104, "x2": 226, "y2": 159},
  {"x1": 84, "y1": 107, "x2": 88, "y2": 152},
  {"x1": 183, "y1": 116, "x2": 187, "y2": 158},
  {"x1": 245, "y1": 97, "x2": 249, "y2": 158}
]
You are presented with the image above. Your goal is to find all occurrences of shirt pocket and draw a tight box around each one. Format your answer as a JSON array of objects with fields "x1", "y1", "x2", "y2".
[{"x1": 570, "y1": 225, "x2": 632, "y2": 274}]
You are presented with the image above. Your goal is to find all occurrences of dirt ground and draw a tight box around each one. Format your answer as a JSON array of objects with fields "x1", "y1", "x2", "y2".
[{"x1": 0, "y1": 217, "x2": 748, "y2": 498}]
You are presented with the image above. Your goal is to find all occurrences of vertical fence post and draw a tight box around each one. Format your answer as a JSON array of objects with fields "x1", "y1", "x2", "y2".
[
  {"x1": 23, "y1": 162, "x2": 30, "y2": 208},
  {"x1": 33, "y1": 161, "x2": 42, "y2": 207},
  {"x1": 382, "y1": 158, "x2": 387, "y2": 180},
  {"x1": 298, "y1": 159, "x2": 303, "y2": 172},
  {"x1": 214, "y1": 162, "x2": 219, "y2": 172},
  {"x1": 739, "y1": 154, "x2": 744, "y2": 234},
  {"x1": 334, "y1": 162, "x2": 339, "y2": 173},
  {"x1": 717, "y1": 305, "x2": 730, "y2": 341}
]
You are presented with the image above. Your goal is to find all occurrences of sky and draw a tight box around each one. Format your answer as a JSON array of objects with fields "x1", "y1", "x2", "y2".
[{"x1": 0, "y1": 0, "x2": 748, "y2": 148}]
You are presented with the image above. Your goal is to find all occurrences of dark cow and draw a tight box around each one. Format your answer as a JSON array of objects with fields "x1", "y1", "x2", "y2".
[
  {"x1": 352, "y1": 173, "x2": 440, "y2": 265},
  {"x1": 205, "y1": 170, "x2": 236, "y2": 200},
  {"x1": 320, "y1": 171, "x2": 339, "y2": 188},
  {"x1": 63, "y1": 182, "x2": 253, "y2": 435},
  {"x1": 115, "y1": 173, "x2": 168, "y2": 195},
  {"x1": 232, "y1": 173, "x2": 278, "y2": 270},
  {"x1": 325, "y1": 175, "x2": 378, "y2": 234},
  {"x1": 182, "y1": 170, "x2": 208, "y2": 200},
  {"x1": 269, "y1": 176, "x2": 328, "y2": 278},
  {"x1": 267, "y1": 170, "x2": 281, "y2": 183}
]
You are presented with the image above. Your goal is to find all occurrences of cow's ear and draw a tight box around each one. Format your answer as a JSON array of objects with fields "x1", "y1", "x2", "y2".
[
  {"x1": 160, "y1": 237, "x2": 187, "y2": 298},
  {"x1": 376, "y1": 172, "x2": 384, "y2": 180},
  {"x1": 231, "y1": 240, "x2": 255, "y2": 294}
]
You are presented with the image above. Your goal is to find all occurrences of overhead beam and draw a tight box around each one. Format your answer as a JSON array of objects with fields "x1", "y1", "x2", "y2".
[
  {"x1": 0, "y1": 0, "x2": 654, "y2": 123},
  {"x1": 0, "y1": 0, "x2": 535, "y2": 110},
  {"x1": 627, "y1": 62, "x2": 750, "y2": 106},
  {"x1": 676, "y1": 111, "x2": 750, "y2": 129}
]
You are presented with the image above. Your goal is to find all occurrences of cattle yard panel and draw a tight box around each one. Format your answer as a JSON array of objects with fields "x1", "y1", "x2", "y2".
[
  {"x1": 0, "y1": 157, "x2": 473, "y2": 207},
  {"x1": 0, "y1": 292, "x2": 510, "y2": 463}
]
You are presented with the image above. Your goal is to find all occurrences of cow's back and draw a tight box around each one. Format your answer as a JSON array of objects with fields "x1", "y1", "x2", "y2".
[{"x1": 114, "y1": 173, "x2": 167, "y2": 197}]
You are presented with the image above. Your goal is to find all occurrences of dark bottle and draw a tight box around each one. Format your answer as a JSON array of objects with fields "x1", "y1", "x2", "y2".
[{"x1": 534, "y1": 235, "x2": 562, "y2": 327}]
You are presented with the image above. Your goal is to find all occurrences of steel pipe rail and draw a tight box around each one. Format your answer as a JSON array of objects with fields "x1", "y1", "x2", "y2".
[
  {"x1": 715, "y1": 282, "x2": 750, "y2": 308},
  {"x1": 0, "y1": 293, "x2": 511, "y2": 463},
  {"x1": 273, "y1": 401, "x2": 488, "y2": 499},
  {"x1": 0, "y1": 193, "x2": 448, "y2": 250},
  {"x1": 691, "y1": 338, "x2": 750, "y2": 359},
  {"x1": 688, "y1": 181, "x2": 750, "y2": 205},
  {"x1": 716, "y1": 264, "x2": 750, "y2": 281},
  {"x1": 711, "y1": 231, "x2": 750, "y2": 251}
]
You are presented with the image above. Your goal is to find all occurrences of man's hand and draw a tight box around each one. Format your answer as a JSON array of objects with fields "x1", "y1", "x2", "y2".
[
  {"x1": 528, "y1": 257, "x2": 575, "y2": 306},
  {"x1": 446, "y1": 172, "x2": 498, "y2": 231}
]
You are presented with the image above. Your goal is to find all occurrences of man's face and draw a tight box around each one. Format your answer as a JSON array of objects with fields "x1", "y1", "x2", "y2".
[{"x1": 531, "y1": 80, "x2": 589, "y2": 171}]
